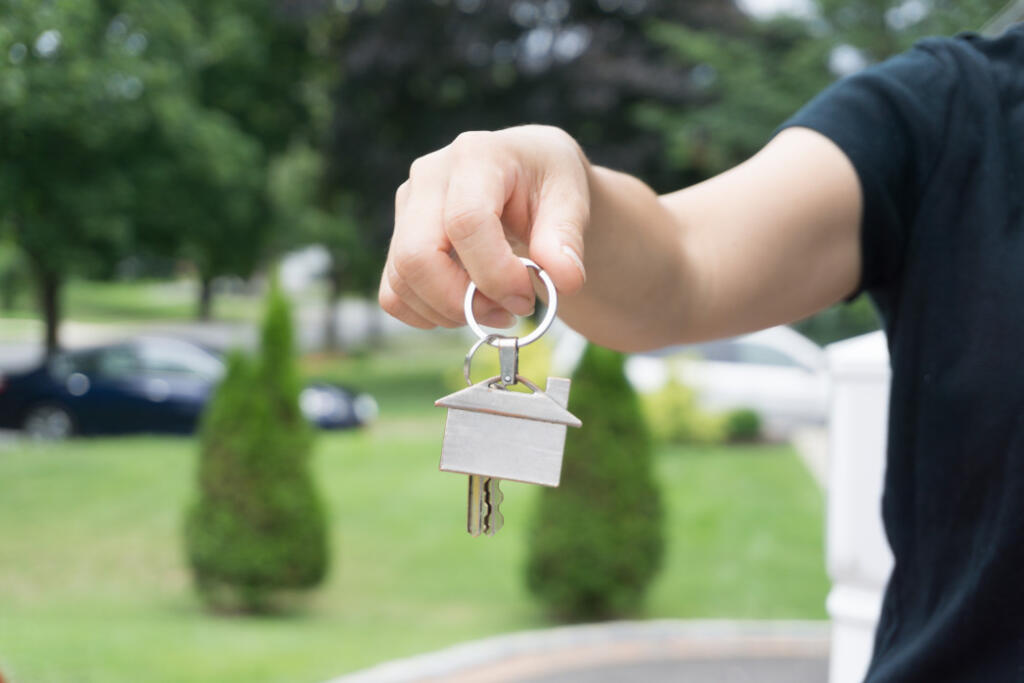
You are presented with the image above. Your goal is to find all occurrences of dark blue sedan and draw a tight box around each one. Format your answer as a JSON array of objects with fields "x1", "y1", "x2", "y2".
[{"x1": 0, "y1": 337, "x2": 377, "y2": 439}]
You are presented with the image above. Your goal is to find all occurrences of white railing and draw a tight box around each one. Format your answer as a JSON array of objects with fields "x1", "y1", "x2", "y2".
[{"x1": 825, "y1": 331, "x2": 894, "y2": 683}]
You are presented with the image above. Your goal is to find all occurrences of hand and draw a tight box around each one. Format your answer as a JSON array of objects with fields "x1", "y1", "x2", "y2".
[{"x1": 379, "y1": 125, "x2": 590, "y2": 330}]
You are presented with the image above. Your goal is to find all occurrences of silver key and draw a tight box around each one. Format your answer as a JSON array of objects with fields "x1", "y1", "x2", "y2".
[
  {"x1": 467, "y1": 476, "x2": 504, "y2": 536},
  {"x1": 438, "y1": 259, "x2": 581, "y2": 537}
]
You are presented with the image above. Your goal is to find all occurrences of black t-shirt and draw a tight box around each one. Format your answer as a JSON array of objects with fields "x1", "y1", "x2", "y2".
[{"x1": 779, "y1": 26, "x2": 1024, "y2": 682}]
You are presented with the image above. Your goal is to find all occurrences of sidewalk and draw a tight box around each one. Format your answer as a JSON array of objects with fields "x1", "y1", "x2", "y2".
[{"x1": 329, "y1": 620, "x2": 829, "y2": 683}]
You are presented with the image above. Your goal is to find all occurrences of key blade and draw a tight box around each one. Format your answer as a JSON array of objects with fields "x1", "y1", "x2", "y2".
[{"x1": 467, "y1": 475, "x2": 485, "y2": 537}]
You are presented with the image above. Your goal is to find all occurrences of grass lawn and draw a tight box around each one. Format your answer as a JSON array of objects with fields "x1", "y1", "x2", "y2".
[
  {"x1": 0, "y1": 341, "x2": 828, "y2": 682},
  {"x1": 2, "y1": 278, "x2": 262, "y2": 325}
]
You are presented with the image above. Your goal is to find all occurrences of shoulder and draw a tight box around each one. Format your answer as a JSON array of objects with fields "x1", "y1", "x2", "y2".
[{"x1": 909, "y1": 28, "x2": 1024, "y2": 92}]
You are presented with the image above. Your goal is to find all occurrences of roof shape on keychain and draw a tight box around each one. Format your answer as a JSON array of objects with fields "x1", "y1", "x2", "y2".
[{"x1": 435, "y1": 377, "x2": 581, "y2": 427}]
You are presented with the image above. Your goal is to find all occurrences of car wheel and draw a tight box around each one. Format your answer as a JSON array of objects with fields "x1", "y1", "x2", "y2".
[{"x1": 22, "y1": 403, "x2": 76, "y2": 440}]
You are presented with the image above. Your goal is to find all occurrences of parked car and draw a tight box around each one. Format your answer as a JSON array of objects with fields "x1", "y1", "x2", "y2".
[
  {"x1": 0, "y1": 337, "x2": 377, "y2": 439},
  {"x1": 552, "y1": 325, "x2": 828, "y2": 438}
]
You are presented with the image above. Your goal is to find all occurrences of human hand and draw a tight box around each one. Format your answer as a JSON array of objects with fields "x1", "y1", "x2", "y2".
[{"x1": 379, "y1": 125, "x2": 590, "y2": 329}]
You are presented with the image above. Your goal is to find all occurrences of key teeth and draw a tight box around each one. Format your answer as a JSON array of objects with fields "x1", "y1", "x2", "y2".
[{"x1": 484, "y1": 479, "x2": 504, "y2": 535}]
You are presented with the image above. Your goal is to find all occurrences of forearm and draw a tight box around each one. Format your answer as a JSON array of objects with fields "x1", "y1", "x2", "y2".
[
  {"x1": 556, "y1": 165, "x2": 696, "y2": 352},
  {"x1": 559, "y1": 129, "x2": 862, "y2": 351},
  {"x1": 382, "y1": 126, "x2": 860, "y2": 346}
]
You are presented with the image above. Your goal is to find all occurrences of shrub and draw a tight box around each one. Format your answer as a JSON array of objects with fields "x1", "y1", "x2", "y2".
[
  {"x1": 185, "y1": 282, "x2": 328, "y2": 613},
  {"x1": 724, "y1": 408, "x2": 762, "y2": 442},
  {"x1": 525, "y1": 344, "x2": 665, "y2": 621},
  {"x1": 641, "y1": 373, "x2": 725, "y2": 446}
]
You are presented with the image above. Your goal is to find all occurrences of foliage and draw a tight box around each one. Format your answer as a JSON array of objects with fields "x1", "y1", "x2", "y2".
[
  {"x1": 724, "y1": 408, "x2": 762, "y2": 443},
  {"x1": 814, "y1": 0, "x2": 1008, "y2": 61},
  {"x1": 638, "y1": 17, "x2": 832, "y2": 178},
  {"x1": 0, "y1": 0, "x2": 323, "y2": 346},
  {"x1": 641, "y1": 371, "x2": 726, "y2": 446},
  {"x1": 526, "y1": 344, "x2": 664, "y2": 621},
  {"x1": 794, "y1": 292, "x2": 881, "y2": 345},
  {"x1": 268, "y1": 142, "x2": 370, "y2": 347},
  {"x1": 185, "y1": 281, "x2": 327, "y2": 612},
  {"x1": 326, "y1": 0, "x2": 757, "y2": 280},
  {"x1": 0, "y1": 234, "x2": 27, "y2": 312}
]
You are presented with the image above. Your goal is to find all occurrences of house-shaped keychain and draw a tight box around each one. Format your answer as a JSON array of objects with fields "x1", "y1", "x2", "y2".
[{"x1": 435, "y1": 377, "x2": 582, "y2": 487}]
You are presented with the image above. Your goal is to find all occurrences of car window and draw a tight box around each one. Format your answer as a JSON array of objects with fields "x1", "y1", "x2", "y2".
[
  {"x1": 734, "y1": 342, "x2": 802, "y2": 369},
  {"x1": 98, "y1": 346, "x2": 143, "y2": 378},
  {"x1": 136, "y1": 341, "x2": 223, "y2": 381},
  {"x1": 49, "y1": 351, "x2": 99, "y2": 378}
]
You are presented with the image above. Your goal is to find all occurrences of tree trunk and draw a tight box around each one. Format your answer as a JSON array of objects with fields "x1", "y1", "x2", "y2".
[
  {"x1": 37, "y1": 269, "x2": 61, "y2": 357},
  {"x1": 197, "y1": 275, "x2": 214, "y2": 321},
  {"x1": 0, "y1": 270, "x2": 16, "y2": 312},
  {"x1": 323, "y1": 267, "x2": 343, "y2": 352}
]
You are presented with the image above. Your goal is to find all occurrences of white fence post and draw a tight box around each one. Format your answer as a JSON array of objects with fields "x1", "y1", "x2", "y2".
[{"x1": 825, "y1": 331, "x2": 893, "y2": 683}]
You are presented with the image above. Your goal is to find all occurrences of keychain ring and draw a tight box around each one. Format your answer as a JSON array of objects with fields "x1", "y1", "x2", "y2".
[{"x1": 463, "y1": 257, "x2": 558, "y2": 348}]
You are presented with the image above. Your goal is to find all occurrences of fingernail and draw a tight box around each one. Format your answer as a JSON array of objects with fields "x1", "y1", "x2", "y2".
[
  {"x1": 480, "y1": 310, "x2": 516, "y2": 328},
  {"x1": 562, "y1": 244, "x2": 586, "y2": 283},
  {"x1": 502, "y1": 295, "x2": 534, "y2": 316}
]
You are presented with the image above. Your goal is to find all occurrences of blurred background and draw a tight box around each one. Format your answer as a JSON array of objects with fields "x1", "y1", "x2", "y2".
[{"x1": 0, "y1": 1, "x2": 1016, "y2": 681}]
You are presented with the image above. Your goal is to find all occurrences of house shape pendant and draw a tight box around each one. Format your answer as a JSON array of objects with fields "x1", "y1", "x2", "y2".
[{"x1": 435, "y1": 377, "x2": 582, "y2": 487}]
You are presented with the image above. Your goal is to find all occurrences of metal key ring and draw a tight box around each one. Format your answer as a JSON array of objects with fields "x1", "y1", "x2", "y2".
[{"x1": 463, "y1": 257, "x2": 558, "y2": 348}]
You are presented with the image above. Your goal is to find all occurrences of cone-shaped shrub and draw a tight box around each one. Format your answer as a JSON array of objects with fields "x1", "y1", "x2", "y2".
[
  {"x1": 526, "y1": 344, "x2": 665, "y2": 621},
  {"x1": 185, "y1": 282, "x2": 328, "y2": 612}
]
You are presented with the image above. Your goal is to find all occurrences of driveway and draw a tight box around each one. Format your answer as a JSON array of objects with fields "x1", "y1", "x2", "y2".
[{"x1": 330, "y1": 620, "x2": 829, "y2": 683}]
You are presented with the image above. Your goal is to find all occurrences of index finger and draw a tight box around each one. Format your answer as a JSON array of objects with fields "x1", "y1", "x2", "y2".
[{"x1": 442, "y1": 154, "x2": 534, "y2": 316}]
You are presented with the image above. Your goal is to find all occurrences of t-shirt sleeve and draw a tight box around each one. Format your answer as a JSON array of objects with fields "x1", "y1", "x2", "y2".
[{"x1": 776, "y1": 42, "x2": 960, "y2": 296}]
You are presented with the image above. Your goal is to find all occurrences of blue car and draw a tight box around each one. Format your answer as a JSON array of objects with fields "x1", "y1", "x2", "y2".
[{"x1": 0, "y1": 337, "x2": 377, "y2": 439}]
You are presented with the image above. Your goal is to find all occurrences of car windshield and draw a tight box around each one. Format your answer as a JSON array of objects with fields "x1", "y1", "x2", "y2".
[
  {"x1": 49, "y1": 350, "x2": 100, "y2": 378},
  {"x1": 136, "y1": 340, "x2": 224, "y2": 381}
]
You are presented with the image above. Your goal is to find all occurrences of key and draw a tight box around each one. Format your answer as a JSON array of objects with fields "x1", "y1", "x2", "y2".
[
  {"x1": 437, "y1": 258, "x2": 582, "y2": 537},
  {"x1": 483, "y1": 477, "x2": 503, "y2": 535},
  {"x1": 467, "y1": 476, "x2": 504, "y2": 536},
  {"x1": 467, "y1": 475, "x2": 485, "y2": 536}
]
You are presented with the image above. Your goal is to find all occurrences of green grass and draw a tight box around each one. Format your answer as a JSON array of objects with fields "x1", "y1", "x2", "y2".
[
  {"x1": 0, "y1": 343, "x2": 828, "y2": 682},
  {"x1": 2, "y1": 278, "x2": 261, "y2": 325}
]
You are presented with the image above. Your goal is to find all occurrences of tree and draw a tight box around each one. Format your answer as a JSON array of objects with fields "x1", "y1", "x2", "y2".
[
  {"x1": 135, "y1": 0, "x2": 321, "y2": 320},
  {"x1": 325, "y1": 0, "x2": 756, "y2": 286},
  {"x1": 185, "y1": 280, "x2": 328, "y2": 612},
  {"x1": 526, "y1": 344, "x2": 664, "y2": 620},
  {"x1": 268, "y1": 143, "x2": 372, "y2": 350},
  {"x1": 0, "y1": 0, "x2": 164, "y2": 352}
]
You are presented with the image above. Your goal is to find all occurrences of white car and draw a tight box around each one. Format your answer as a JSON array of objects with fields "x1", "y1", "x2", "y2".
[{"x1": 551, "y1": 325, "x2": 829, "y2": 438}]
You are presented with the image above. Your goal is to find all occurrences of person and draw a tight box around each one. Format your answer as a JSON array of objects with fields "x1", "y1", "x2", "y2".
[{"x1": 379, "y1": 24, "x2": 1024, "y2": 683}]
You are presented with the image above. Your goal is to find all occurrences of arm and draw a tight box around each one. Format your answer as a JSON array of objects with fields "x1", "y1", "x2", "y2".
[{"x1": 380, "y1": 124, "x2": 862, "y2": 352}]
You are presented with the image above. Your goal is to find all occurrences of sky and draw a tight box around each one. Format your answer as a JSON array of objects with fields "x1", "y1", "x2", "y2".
[{"x1": 738, "y1": 0, "x2": 816, "y2": 19}]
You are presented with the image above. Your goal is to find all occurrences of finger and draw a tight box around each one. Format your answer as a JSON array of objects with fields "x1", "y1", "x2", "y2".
[
  {"x1": 378, "y1": 274, "x2": 435, "y2": 329},
  {"x1": 527, "y1": 161, "x2": 590, "y2": 297},
  {"x1": 392, "y1": 159, "x2": 480, "y2": 324},
  {"x1": 385, "y1": 259, "x2": 462, "y2": 328},
  {"x1": 443, "y1": 148, "x2": 534, "y2": 316}
]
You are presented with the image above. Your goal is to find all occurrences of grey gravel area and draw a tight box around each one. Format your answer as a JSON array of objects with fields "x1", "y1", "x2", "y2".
[{"x1": 330, "y1": 620, "x2": 830, "y2": 683}]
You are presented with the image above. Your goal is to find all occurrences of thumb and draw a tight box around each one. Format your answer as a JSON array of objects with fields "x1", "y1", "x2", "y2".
[{"x1": 528, "y1": 166, "x2": 590, "y2": 296}]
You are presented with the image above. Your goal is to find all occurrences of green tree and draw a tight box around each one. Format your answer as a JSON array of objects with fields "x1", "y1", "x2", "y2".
[
  {"x1": 526, "y1": 344, "x2": 664, "y2": 621},
  {"x1": 0, "y1": 0, "x2": 163, "y2": 352},
  {"x1": 268, "y1": 143, "x2": 371, "y2": 350},
  {"x1": 185, "y1": 281, "x2": 328, "y2": 612},
  {"x1": 326, "y1": 0, "x2": 754, "y2": 286},
  {"x1": 139, "y1": 0, "x2": 320, "y2": 320}
]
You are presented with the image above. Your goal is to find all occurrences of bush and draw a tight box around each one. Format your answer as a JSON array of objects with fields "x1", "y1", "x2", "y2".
[
  {"x1": 724, "y1": 408, "x2": 762, "y2": 442},
  {"x1": 526, "y1": 344, "x2": 664, "y2": 621},
  {"x1": 641, "y1": 373, "x2": 725, "y2": 446},
  {"x1": 185, "y1": 282, "x2": 328, "y2": 613}
]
